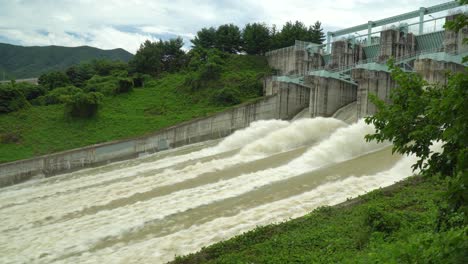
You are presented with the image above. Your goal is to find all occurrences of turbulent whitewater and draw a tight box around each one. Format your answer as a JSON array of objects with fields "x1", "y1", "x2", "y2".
[{"x1": 0, "y1": 117, "x2": 415, "y2": 263}]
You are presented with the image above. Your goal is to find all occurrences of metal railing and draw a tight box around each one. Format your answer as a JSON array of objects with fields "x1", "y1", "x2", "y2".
[{"x1": 308, "y1": 47, "x2": 447, "y2": 75}]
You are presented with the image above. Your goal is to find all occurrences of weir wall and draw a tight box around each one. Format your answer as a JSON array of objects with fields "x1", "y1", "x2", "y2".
[{"x1": 0, "y1": 85, "x2": 310, "y2": 187}]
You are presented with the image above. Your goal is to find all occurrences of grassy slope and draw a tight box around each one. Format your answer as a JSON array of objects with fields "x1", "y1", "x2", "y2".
[
  {"x1": 172, "y1": 176, "x2": 466, "y2": 263},
  {"x1": 0, "y1": 55, "x2": 270, "y2": 163},
  {"x1": 0, "y1": 43, "x2": 133, "y2": 79}
]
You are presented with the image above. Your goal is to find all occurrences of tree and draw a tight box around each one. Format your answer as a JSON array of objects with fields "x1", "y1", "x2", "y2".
[
  {"x1": 66, "y1": 64, "x2": 95, "y2": 87},
  {"x1": 160, "y1": 38, "x2": 187, "y2": 72},
  {"x1": 365, "y1": 0, "x2": 468, "y2": 215},
  {"x1": 272, "y1": 21, "x2": 311, "y2": 49},
  {"x1": 63, "y1": 92, "x2": 103, "y2": 118},
  {"x1": 0, "y1": 83, "x2": 29, "y2": 113},
  {"x1": 130, "y1": 38, "x2": 186, "y2": 76},
  {"x1": 38, "y1": 71, "x2": 70, "y2": 90},
  {"x1": 215, "y1": 24, "x2": 242, "y2": 53},
  {"x1": 242, "y1": 23, "x2": 271, "y2": 55},
  {"x1": 191, "y1": 27, "x2": 217, "y2": 49},
  {"x1": 310, "y1": 21, "x2": 325, "y2": 44}
]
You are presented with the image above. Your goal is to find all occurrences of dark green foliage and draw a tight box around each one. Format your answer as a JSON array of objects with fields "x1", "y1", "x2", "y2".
[
  {"x1": 117, "y1": 78, "x2": 133, "y2": 93},
  {"x1": 191, "y1": 27, "x2": 217, "y2": 49},
  {"x1": 215, "y1": 24, "x2": 243, "y2": 54},
  {"x1": 92, "y1": 60, "x2": 128, "y2": 76},
  {"x1": 63, "y1": 92, "x2": 103, "y2": 118},
  {"x1": 15, "y1": 82, "x2": 47, "y2": 101},
  {"x1": 33, "y1": 85, "x2": 82, "y2": 105},
  {"x1": 132, "y1": 73, "x2": 145, "y2": 88},
  {"x1": 66, "y1": 65, "x2": 94, "y2": 87},
  {"x1": 191, "y1": 20, "x2": 325, "y2": 55},
  {"x1": 242, "y1": 23, "x2": 271, "y2": 55},
  {"x1": 66, "y1": 60, "x2": 128, "y2": 87},
  {"x1": 0, "y1": 43, "x2": 132, "y2": 79},
  {"x1": 130, "y1": 38, "x2": 186, "y2": 76},
  {"x1": 271, "y1": 21, "x2": 316, "y2": 49},
  {"x1": 185, "y1": 48, "x2": 226, "y2": 91},
  {"x1": 365, "y1": 205, "x2": 400, "y2": 234},
  {"x1": 362, "y1": 227, "x2": 468, "y2": 263},
  {"x1": 310, "y1": 21, "x2": 326, "y2": 44},
  {"x1": 212, "y1": 87, "x2": 241, "y2": 106},
  {"x1": 38, "y1": 71, "x2": 70, "y2": 90},
  {"x1": 0, "y1": 84, "x2": 29, "y2": 113}
]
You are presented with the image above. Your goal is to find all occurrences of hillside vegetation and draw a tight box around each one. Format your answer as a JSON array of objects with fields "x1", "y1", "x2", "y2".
[
  {"x1": 0, "y1": 43, "x2": 133, "y2": 79},
  {"x1": 0, "y1": 53, "x2": 272, "y2": 163}
]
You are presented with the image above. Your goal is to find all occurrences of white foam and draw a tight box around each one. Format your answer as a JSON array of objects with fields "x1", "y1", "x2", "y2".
[{"x1": 57, "y1": 153, "x2": 417, "y2": 264}]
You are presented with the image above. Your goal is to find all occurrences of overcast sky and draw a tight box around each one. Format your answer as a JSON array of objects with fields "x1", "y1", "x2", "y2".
[{"x1": 0, "y1": 0, "x2": 461, "y2": 53}]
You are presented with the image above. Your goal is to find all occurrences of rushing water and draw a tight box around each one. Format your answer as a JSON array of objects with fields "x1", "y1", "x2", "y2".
[{"x1": 0, "y1": 117, "x2": 417, "y2": 263}]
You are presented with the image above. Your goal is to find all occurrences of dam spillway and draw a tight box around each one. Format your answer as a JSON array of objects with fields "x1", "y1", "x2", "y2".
[{"x1": 0, "y1": 117, "x2": 418, "y2": 263}]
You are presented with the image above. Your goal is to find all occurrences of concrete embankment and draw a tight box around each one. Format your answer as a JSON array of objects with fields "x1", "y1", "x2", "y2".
[{"x1": 0, "y1": 85, "x2": 309, "y2": 187}]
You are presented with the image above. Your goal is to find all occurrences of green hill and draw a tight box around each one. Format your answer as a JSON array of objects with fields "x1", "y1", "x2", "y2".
[
  {"x1": 0, "y1": 43, "x2": 133, "y2": 79},
  {"x1": 0, "y1": 54, "x2": 271, "y2": 163}
]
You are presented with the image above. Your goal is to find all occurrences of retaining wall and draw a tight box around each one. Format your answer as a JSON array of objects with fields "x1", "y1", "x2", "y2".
[
  {"x1": 0, "y1": 86, "x2": 309, "y2": 187},
  {"x1": 305, "y1": 75, "x2": 357, "y2": 117}
]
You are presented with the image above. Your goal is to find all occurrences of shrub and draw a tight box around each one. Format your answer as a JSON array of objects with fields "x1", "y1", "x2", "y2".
[
  {"x1": 365, "y1": 205, "x2": 400, "y2": 234},
  {"x1": 184, "y1": 72, "x2": 202, "y2": 91},
  {"x1": 133, "y1": 75, "x2": 144, "y2": 88},
  {"x1": 63, "y1": 92, "x2": 103, "y2": 118},
  {"x1": 0, "y1": 84, "x2": 29, "y2": 113},
  {"x1": 32, "y1": 85, "x2": 82, "y2": 105},
  {"x1": 117, "y1": 78, "x2": 133, "y2": 93},
  {"x1": 38, "y1": 71, "x2": 70, "y2": 90},
  {"x1": 212, "y1": 87, "x2": 241, "y2": 106},
  {"x1": 84, "y1": 75, "x2": 118, "y2": 95},
  {"x1": 15, "y1": 82, "x2": 47, "y2": 101},
  {"x1": 199, "y1": 62, "x2": 222, "y2": 81}
]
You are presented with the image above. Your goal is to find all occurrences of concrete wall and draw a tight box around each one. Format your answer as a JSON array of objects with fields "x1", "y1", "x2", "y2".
[
  {"x1": 305, "y1": 75, "x2": 357, "y2": 117},
  {"x1": 276, "y1": 82, "x2": 310, "y2": 119},
  {"x1": 444, "y1": 14, "x2": 468, "y2": 54},
  {"x1": 265, "y1": 46, "x2": 302, "y2": 76},
  {"x1": 328, "y1": 40, "x2": 365, "y2": 69},
  {"x1": 0, "y1": 86, "x2": 310, "y2": 187},
  {"x1": 379, "y1": 29, "x2": 416, "y2": 61},
  {"x1": 414, "y1": 59, "x2": 466, "y2": 85},
  {"x1": 263, "y1": 76, "x2": 281, "y2": 96},
  {"x1": 352, "y1": 69, "x2": 395, "y2": 118}
]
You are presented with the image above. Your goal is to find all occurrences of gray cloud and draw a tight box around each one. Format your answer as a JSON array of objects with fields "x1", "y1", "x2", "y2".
[{"x1": 0, "y1": 0, "x2": 458, "y2": 53}]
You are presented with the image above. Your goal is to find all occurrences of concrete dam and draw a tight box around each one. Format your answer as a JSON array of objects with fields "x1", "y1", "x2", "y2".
[
  {"x1": 0, "y1": 2, "x2": 465, "y2": 263},
  {"x1": 264, "y1": 1, "x2": 467, "y2": 120}
]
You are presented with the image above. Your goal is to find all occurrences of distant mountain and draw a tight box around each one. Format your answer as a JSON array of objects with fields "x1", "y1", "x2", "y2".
[{"x1": 0, "y1": 43, "x2": 133, "y2": 79}]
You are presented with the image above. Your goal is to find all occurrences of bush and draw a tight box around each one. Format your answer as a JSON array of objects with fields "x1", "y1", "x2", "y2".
[
  {"x1": 63, "y1": 92, "x2": 103, "y2": 118},
  {"x1": 38, "y1": 71, "x2": 70, "y2": 90},
  {"x1": 363, "y1": 227, "x2": 468, "y2": 263},
  {"x1": 132, "y1": 75, "x2": 144, "y2": 88},
  {"x1": 365, "y1": 205, "x2": 400, "y2": 234},
  {"x1": 199, "y1": 62, "x2": 222, "y2": 81},
  {"x1": 212, "y1": 87, "x2": 241, "y2": 106},
  {"x1": 117, "y1": 78, "x2": 133, "y2": 93},
  {"x1": 15, "y1": 82, "x2": 47, "y2": 101},
  {"x1": 32, "y1": 85, "x2": 82, "y2": 105},
  {"x1": 0, "y1": 84, "x2": 29, "y2": 113},
  {"x1": 184, "y1": 72, "x2": 202, "y2": 91},
  {"x1": 84, "y1": 75, "x2": 118, "y2": 95}
]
